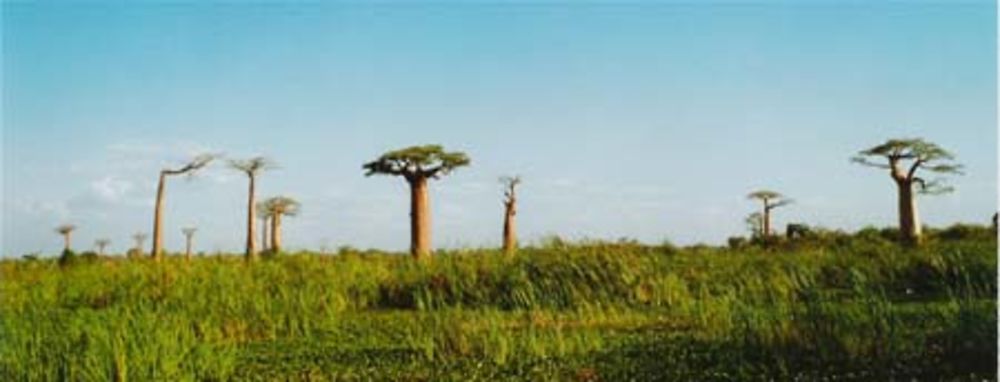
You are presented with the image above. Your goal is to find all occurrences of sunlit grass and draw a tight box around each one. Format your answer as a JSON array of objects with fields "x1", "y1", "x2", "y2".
[{"x1": 1, "y1": 229, "x2": 996, "y2": 380}]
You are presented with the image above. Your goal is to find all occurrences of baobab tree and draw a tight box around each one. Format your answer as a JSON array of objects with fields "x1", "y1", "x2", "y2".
[
  {"x1": 55, "y1": 224, "x2": 76, "y2": 253},
  {"x1": 262, "y1": 196, "x2": 301, "y2": 254},
  {"x1": 500, "y1": 176, "x2": 521, "y2": 255},
  {"x1": 181, "y1": 227, "x2": 197, "y2": 261},
  {"x1": 230, "y1": 157, "x2": 275, "y2": 261},
  {"x1": 94, "y1": 239, "x2": 111, "y2": 256},
  {"x1": 363, "y1": 145, "x2": 470, "y2": 259},
  {"x1": 151, "y1": 154, "x2": 215, "y2": 261},
  {"x1": 747, "y1": 190, "x2": 792, "y2": 237},
  {"x1": 852, "y1": 138, "x2": 962, "y2": 245},
  {"x1": 256, "y1": 203, "x2": 272, "y2": 253},
  {"x1": 132, "y1": 233, "x2": 148, "y2": 255}
]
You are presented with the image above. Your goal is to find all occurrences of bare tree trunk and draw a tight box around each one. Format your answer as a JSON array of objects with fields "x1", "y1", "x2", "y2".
[
  {"x1": 762, "y1": 204, "x2": 772, "y2": 237},
  {"x1": 260, "y1": 217, "x2": 269, "y2": 253},
  {"x1": 152, "y1": 172, "x2": 167, "y2": 261},
  {"x1": 272, "y1": 214, "x2": 282, "y2": 253},
  {"x1": 185, "y1": 236, "x2": 193, "y2": 261},
  {"x1": 897, "y1": 180, "x2": 921, "y2": 244},
  {"x1": 63, "y1": 233, "x2": 71, "y2": 252},
  {"x1": 503, "y1": 203, "x2": 516, "y2": 255},
  {"x1": 409, "y1": 177, "x2": 431, "y2": 259},
  {"x1": 246, "y1": 176, "x2": 257, "y2": 261}
]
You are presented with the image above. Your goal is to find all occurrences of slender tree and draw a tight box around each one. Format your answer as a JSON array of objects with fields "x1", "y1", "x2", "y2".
[
  {"x1": 151, "y1": 154, "x2": 215, "y2": 261},
  {"x1": 745, "y1": 212, "x2": 764, "y2": 238},
  {"x1": 500, "y1": 176, "x2": 521, "y2": 255},
  {"x1": 131, "y1": 232, "x2": 148, "y2": 257},
  {"x1": 747, "y1": 190, "x2": 792, "y2": 237},
  {"x1": 256, "y1": 202, "x2": 272, "y2": 253},
  {"x1": 94, "y1": 238, "x2": 111, "y2": 256},
  {"x1": 230, "y1": 157, "x2": 275, "y2": 261},
  {"x1": 262, "y1": 196, "x2": 301, "y2": 254},
  {"x1": 55, "y1": 224, "x2": 77, "y2": 252},
  {"x1": 852, "y1": 138, "x2": 962, "y2": 244},
  {"x1": 181, "y1": 227, "x2": 197, "y2": 261},
  {"x1": 363, "y1": 145, "x2": 470, "y2": 259}
]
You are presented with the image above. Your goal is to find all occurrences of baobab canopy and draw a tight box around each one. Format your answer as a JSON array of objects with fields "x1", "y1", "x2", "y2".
[
  {"x1": 363, "y1": 144, "x2": 470, "y2": 180},
  {"x1": 851, "y1": 138, "x2": 963, "y2": 195}
]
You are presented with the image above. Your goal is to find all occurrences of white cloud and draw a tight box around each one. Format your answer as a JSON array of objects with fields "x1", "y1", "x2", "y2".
[{"x1": 90, "y1": 176, "x2": 134, "y2": 203}]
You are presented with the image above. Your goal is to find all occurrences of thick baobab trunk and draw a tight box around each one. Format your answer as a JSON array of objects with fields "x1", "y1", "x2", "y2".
[
  {"x1": 152, "y1": 172, "x2": 167, "y2": 261},
  {"x1": 246, "y1": 176, "x2": 258, "y2": 261},
  {"x1": 503, "y1": 203, "x2": 516, "y2": 255},
  {"x1": 271, "y1": 214, "x2": 283, "y2": 253},
  {"x1": 63, "y1": 233, "x2": 72, "y2": 252},
  {"x1": 185, "y1": 236, "x2": 193, "y2": 261},
  {"x1": 762, "y1": 206, "x2": 772, "y2": 237},
  {"x1": 897, "y1": 180, "x2": 921, "y2": 244},
  {"x1": 260, "y1": 217, "x2": 269, "y2": 253},
  {"x1": 409, "y1": 177, "x2": 431, "y2": 259}
]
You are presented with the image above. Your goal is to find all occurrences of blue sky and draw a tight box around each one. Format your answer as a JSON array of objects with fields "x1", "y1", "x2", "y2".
[{"x1": 2, "y1": 1, "x2": 996, "y2": 256}]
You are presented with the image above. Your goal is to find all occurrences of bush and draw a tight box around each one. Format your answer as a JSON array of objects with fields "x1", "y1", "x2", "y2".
[
  {"x1": 58, "y1": 249, "x2": 78, "y2": 267},
  {"x1": 935, "y1": 224, "x2": 994, "y2": 241}
]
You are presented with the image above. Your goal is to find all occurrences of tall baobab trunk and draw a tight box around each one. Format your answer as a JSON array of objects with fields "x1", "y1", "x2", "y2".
[
  {"x1": 152, "y1": 172, "x2": 167, "y2": 261},
  {"x1": 245, "y1": 176, "x2": 258, "y2": 261},
  {"x1": 260, "y1": 216, "x2": 270, "y2": 253},
  {"x1": 409, "y1": 177, "x2": 431, "y2": 259},
  {"x1": 762, "y1": 207, "x2": 771, "y2": 237},
  {"x1": 271, "y1": 214, "x2": 283, "y2": 253},
  {"x1": 502, "y1": 179, "x2": 518, "y2": 255},
  {"x1": 62, "y1": 233, "x2": 72, "y2": 252},
  {"x1": 184, "y1": 235, "x2": 193, "y2": 261},
  {"x1": 502, "y1": 206, "x2": 516, "y2": 255},
  {"x1": 897, "y1": 179, "x2": 921, "y2": 244}
]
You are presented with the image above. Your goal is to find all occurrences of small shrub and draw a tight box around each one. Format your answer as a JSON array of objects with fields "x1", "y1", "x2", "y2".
[{"x1": 58, "y1": 249, "x2": 78, "y2": 267}]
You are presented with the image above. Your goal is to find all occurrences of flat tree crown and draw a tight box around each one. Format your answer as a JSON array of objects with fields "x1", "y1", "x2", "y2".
[
  {"x1": 747, "y1": 190, "x2": 783, "y2": 201},
  {"x1": 229, "y1": 156, "x2": 276, "y2": 175},
  {"x1": 262, "y1": 196, "x2": 301, "y2": 216},
  {"x1": 363, "y1": 144, "x2": 470, "y2": 180},
  {"x1": 55, "y1": 224, "x2": 76, "y2": 235},
  {"x1": 852, "y1": 138, "x2": 961, "y2": 172},
  {"x1": 852, "y1": 138, "x2": 962, "y2": 194}
]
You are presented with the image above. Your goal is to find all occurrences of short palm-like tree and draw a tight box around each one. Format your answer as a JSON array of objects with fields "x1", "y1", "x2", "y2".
[
  {"x1": 500, "y1": 176, "x2": 521, "y2": 255},
  {"x1": 745, "y1": 212, "x2": 764, "y2": 238},
  {"x1": 132, "y1": 233, "x2": 148, "y2": 256},
  {"x1": 230, "y1": 157, "x2": 275, "y2": 261},
  {"x1": 261, "y1": 196, "x2": 301, "y2": 254},
  {"x1": 181, "y1": 227, "x2": 197, "y2": 261},
  {"x1": 55, "y1": 224, "x2": 77, "y2": 252},
  {"x1": 747, "y1": 190, "x2": 792, "y2": 237},
  {"x1": 94, "y1": 238, "x2": 111, "y2": 256}
]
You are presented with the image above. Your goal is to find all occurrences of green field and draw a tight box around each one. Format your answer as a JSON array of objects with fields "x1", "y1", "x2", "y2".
[{"x1": 2, "y1": 227, "x2": 996, "y2": 381}]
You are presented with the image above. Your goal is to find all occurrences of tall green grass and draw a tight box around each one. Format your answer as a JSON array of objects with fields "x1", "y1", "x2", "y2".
[{"x1": 1, "y1": 230, "x2": 996, "y2": 380}]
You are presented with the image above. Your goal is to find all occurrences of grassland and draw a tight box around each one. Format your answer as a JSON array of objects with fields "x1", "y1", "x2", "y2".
[{"x1": 1, "y1": 226, "x2": 996, "y2": 381}]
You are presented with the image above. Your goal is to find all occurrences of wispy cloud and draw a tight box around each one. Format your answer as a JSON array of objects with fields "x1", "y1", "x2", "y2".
[{"x1": 90, "y1": 176, "x2": 134, "y2": 203}]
